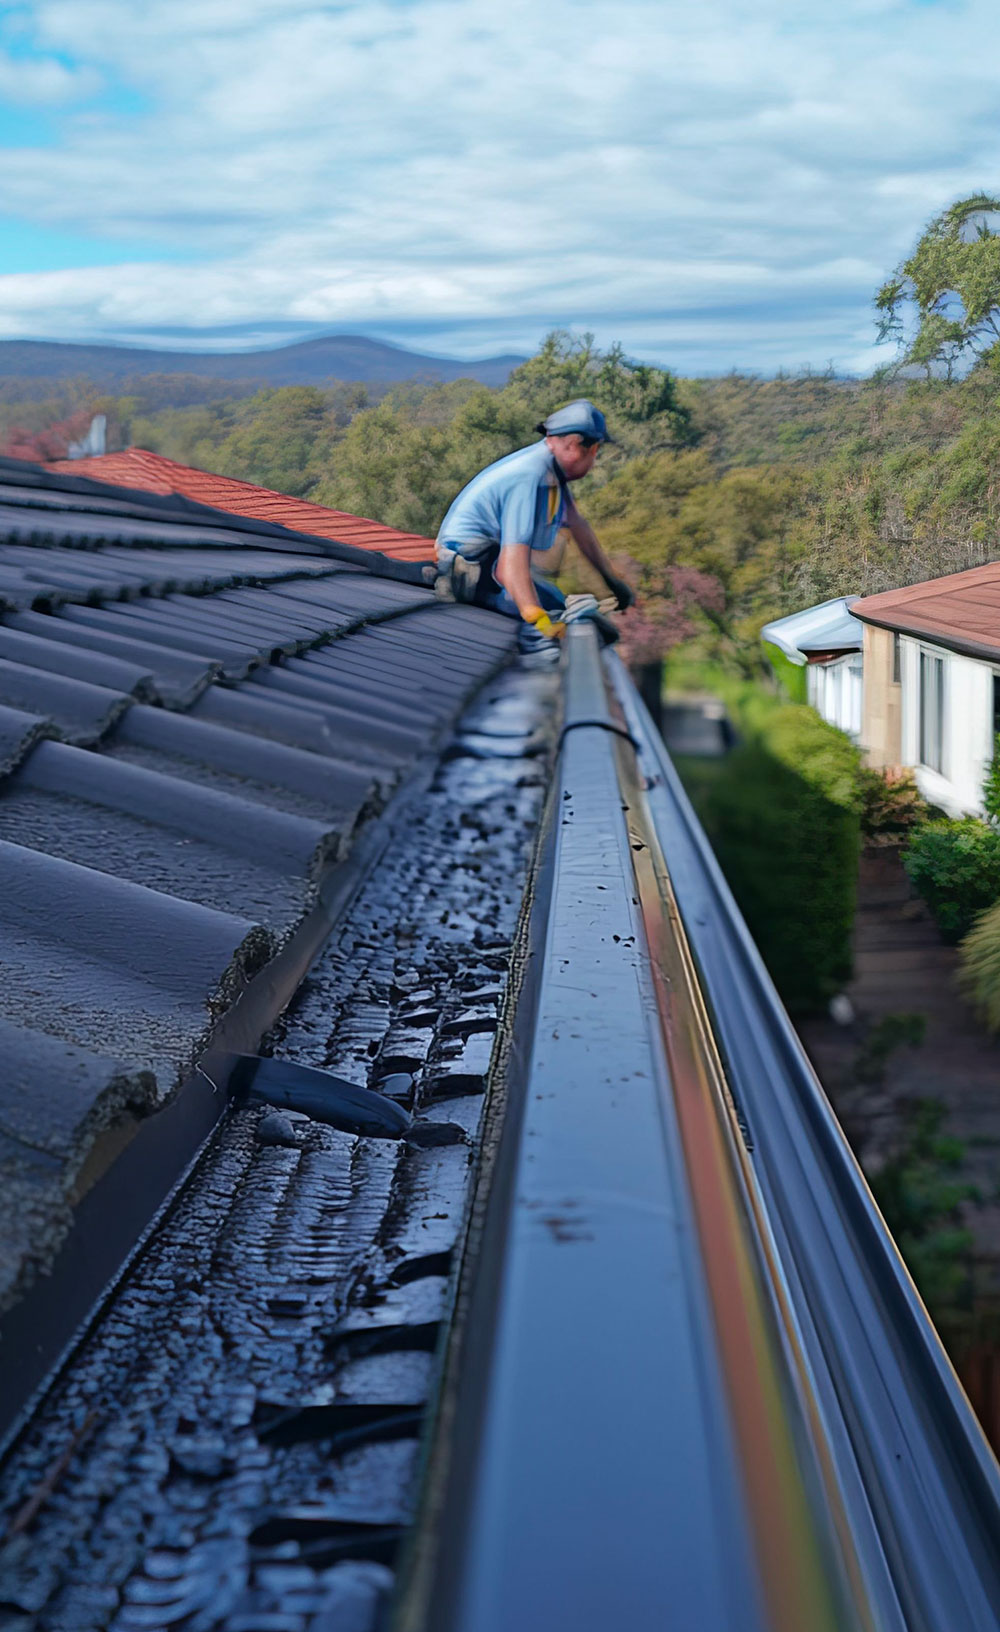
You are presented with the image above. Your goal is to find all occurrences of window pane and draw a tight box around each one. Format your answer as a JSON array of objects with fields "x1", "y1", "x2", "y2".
[{"x1": 919, "y1": 652, "x2": 944, "y2": 773}]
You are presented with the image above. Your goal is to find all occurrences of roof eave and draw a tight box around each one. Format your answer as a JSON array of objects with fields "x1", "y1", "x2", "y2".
[{"x1": 852, "y1": 607, "x2": 1000, "y2": 666}]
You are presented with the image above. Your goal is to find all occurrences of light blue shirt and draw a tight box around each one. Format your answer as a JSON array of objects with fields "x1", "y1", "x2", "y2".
[{"x1": 437, "y1": 442, "x2": 569, "y2": 562}]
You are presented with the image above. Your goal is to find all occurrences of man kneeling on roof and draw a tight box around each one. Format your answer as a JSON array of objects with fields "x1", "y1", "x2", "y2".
[{"x1": 434, "y1": 399, "x2": 634, "y2": 649}]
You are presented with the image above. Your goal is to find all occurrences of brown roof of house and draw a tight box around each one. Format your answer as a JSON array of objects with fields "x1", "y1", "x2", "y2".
[
  {"x1": 46, "y1": 448, "x2": 435, "y2": 564},
  {"x1": 852, "y1": 562, "x2": 1000, "y2": 664}
]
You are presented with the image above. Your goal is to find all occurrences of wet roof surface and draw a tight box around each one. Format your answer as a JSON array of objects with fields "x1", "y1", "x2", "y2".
[
  {"x1": 0, "y1": 663, "x2": 554, "y2": 1632},
  {"x1": 853, "y1": 562, "x2": 1000, "y2": 661},
  {"x1": 0, "y1": 456, "x2": 516, "y2": 1314},
  {"x1": 46, "y1": 448, "x2": 436, "y2": 564}
]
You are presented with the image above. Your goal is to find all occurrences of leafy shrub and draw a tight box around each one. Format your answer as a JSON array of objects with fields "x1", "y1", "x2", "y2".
[
  {"x1": 903, "y1": 818, "x2": 1000, "y2": 942},
  {"x1": 958, "y1": 898, "x2": 1000, "y2": 1033},
  {"x1": 687, "y1": 693, "x2": 861, "y2": 1012},
  {"x1": 857, "y1": 766, "x2": 931, "y2": 845}
]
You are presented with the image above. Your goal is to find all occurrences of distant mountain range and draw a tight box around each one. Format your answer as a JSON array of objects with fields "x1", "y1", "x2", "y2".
[{"x1": 0, "y1": 333, "x2": 525, "y2": 388}]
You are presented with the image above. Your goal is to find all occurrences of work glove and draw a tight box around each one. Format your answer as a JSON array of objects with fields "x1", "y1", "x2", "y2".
[
  {"x1": 525, "y1": 605, "x2": 567, "y2": 639},
  {"x1": 603, "y1": 572, "x2": 635, "y2": 612}
]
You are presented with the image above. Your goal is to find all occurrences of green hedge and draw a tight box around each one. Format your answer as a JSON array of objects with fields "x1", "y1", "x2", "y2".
[{"x1": 682, "y1": 695, "x2": 861, "y2": 1014}]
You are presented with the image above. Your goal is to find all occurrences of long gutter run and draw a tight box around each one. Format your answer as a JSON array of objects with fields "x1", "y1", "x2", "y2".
[{"x1": 396, "y1": 624, "x2": 1000, "y2": 1632}]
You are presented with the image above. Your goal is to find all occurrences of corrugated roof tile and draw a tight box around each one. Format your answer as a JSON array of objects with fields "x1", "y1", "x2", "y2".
[
  {"x1": 0, "y1": 459, "x2": 518, "y2": 1331},
  {"x1": 0, "y1": 659, "x2": 130, "y2": 744}
]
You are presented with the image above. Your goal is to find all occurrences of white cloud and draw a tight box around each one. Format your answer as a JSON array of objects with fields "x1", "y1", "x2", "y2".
[
  {"x1": 0, "y1": 48, "x2": 98, "y2": 105},
  {"x1": 0, "y1": 0, "x2": 998, "y2": 370}
]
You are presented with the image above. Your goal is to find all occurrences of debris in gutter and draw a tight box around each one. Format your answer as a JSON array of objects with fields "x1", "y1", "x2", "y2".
[
  {"x1": 255, "y1": 1110, "x2": 299, "y2": 1148},
  {"x1": 224, "y1": 1054, "x2": 412, "y2": 1139}
]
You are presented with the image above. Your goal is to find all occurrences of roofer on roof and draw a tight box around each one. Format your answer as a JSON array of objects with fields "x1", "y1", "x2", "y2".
[{"x1": 434, "y1": 399, "x2": 634, "y2": 647}]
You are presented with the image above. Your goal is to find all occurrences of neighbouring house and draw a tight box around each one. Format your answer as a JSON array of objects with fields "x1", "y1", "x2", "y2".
[
  {"x1": 46, "y1": 446, "x2": 435, "y2": 565},
  {"x1": 760, "y1": 596, "x2": 864, "y2": 738},
  {"x1": 853, "y1": 563, "x2": 1000, "y2": 816}
]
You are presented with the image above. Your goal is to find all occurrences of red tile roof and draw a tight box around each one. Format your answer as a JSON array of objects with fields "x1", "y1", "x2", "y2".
[
  {"x1": 853, "y1": 562, "x2": 1000, "y2": 662},
  {"x1": 46, "y1": 448, "x2": 435, "y2": 564}
]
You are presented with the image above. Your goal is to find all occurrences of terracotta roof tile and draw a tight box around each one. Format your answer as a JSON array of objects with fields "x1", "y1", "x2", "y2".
[
  {"x1": 46, "y1": 449, "x2": 435, "y2": 564},
  {"x1": 852, "y1": 562, "x2": 1000, "y2": 662}
]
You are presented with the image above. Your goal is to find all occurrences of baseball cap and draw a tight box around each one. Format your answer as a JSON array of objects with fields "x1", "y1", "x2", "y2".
[{"x1": 535, "y1": 399, "x2": 615, "y2": 444}]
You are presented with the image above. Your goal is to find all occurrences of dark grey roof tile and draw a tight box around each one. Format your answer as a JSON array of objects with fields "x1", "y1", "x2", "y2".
[
  {"x1": 0, "y1": 837, "x2": 273, "y2": 1073},
  {"x1": 0, "y1": 658, "x2": 130, "y2": 744},
  {"x1": 0, "y1": 1020, "x2": 157, "y2": 1311},
  {"x1": 0, "y1": 784, "x2": 315, "y2": 936},
  {"x1": 192, "y1": 677, "x2": 426, "y2": 763},
  {"x1": 113, "y1": 704, "x2": 384, "y2": 822},
  {"x1": 0, "y1": 564, "x2": 53, "y2": 610},
  {"x1": 0, "y1": 1017, "x2": 157, "y2": 1167},
  {"x1": 78, "y1": 598, "x2": 263, "y2": 656},
  {"x1": 242, "y1": 671, "x2": 425, "y2": 757},
  {"x1": 0, "y1": 624, "x2": 155, "y2": 698},
  {"x1": 297, "y1": 645, "x2": 461, "y2": 707},
  {"x1": 210, "y1": 586, "x2": 351, "y2": 640},
  {"x1": 0, "y1": 1136, "x2": 72, "y2": 1316},
  {"x1": 189, "y1": 683, "x2": 381, "y2": 760},
  {"x1": 12, "y1": 739, "x2": 337, "y2": 878},
  {"x1": 0, "y1": 701, "x2": 52, "y2": 774},
  {"x1": 57, "y1": 603, "x2": 258, "y2": 676},
  {"x1": 247, "y1": 661, "x2": 438, "y2": 731},
  {"x1": 5, "y1": 610, "x2": 218, "y2": 707},
  {"x1": 154, "y1": 591, "x2": 319, "y2": 654}
]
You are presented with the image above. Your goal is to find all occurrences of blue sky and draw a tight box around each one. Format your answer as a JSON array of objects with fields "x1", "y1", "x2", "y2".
[{"x1": 0, "y1": 0, "x2": 998, "y2": 374}]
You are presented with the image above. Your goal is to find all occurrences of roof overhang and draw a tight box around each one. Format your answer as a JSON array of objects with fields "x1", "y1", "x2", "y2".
[
  {"x1": 851, "y1": 607, "x2": 1000, "y2": 667},
  {"x1": 761, "y1": 596, "x2": 863, "y2": 666}
]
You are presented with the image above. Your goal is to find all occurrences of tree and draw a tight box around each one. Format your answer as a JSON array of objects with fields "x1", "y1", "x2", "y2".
[
  {"x1": 315, "y1": 331, "x2": 694, "y2": 535},
  {"x1": 589, "y1": 552, "x2": 724, "y2": 726},
  {"x1": 206, "y1": 387, "x2": 336, "y2": 496},
  {"x1": 875, "y1": 194, "x2": 1000, "y2": 379},
  {"x1": 503, "y1": 330, "x2": 692, "y2": 459}
]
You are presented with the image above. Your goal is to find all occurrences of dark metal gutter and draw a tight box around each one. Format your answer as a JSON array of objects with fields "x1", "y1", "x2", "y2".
[
  {"x1": 396, "y1": 626, "x2": 879, "y2": 1631},
  {"x1": 604, "y1": 650, "x2": 1000, "y2": 1629}
]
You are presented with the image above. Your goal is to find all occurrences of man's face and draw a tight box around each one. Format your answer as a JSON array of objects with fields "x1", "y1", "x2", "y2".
[{"x1": 546, "y1": 433, "x2": 601, "y2": 480}]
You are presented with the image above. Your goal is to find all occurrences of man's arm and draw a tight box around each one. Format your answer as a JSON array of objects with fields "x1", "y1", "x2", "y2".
[
  {"x1": 495, "y1": 542, "x2": 553, "y2": 623},
  {"x1": 563, "y1": 500, "x2": 634, "y2": 609}
]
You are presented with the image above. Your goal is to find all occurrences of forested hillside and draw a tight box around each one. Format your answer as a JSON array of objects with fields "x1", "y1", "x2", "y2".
[{"x1": 7, "y1": 239, "x2": 1000, "y2": 673}]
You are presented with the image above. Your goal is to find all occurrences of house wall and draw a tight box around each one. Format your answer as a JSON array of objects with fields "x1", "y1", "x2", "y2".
[
  {"x1": 899, "y1": 636, "x2": 993, "y2": 815},
  {"x1": 807, "y1": 653, "x2": 863, "y2": 738},
  {"x1": 860, "y1": 624, "x2": 902, "y2": 769}
]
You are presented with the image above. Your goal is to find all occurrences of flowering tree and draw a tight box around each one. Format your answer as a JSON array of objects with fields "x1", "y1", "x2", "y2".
[
  {"x1": 610, "y1": 557, "x2": 726, "y2": 728},
  {"x1": 0, "y1": 410, "x2": 97, "y2": 463},
  {"x1": 614, "y1": 557, "x2": 725, "y2": 668}
]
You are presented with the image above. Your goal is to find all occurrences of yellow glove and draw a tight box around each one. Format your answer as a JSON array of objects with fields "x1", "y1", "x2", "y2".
[{"x1": 525, "y1": 603, "x2": 567, "y2": 639}]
